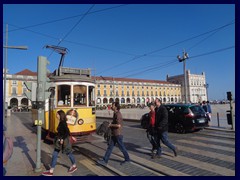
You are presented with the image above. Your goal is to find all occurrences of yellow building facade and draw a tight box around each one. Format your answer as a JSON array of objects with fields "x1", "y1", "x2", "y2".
[
  {"x1": 4, "y1": 69, "x2": 182, "y2": 110},
  {"x1": 95, "y1": 76, "x2": 181, "y2": 107}
]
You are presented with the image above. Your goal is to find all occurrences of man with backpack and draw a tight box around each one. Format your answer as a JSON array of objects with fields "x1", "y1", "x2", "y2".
[{"x1": 97, "y1": 102, "x2": 130, "y2": 166}]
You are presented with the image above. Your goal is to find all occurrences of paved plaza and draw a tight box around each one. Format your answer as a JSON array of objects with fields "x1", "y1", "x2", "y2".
[{"x1": 96, "y1": 103, "x2": 235, "y2": 129}]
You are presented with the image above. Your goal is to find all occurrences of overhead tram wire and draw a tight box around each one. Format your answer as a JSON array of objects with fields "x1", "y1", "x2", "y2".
[
  {"x1": 5, "y1": 4, "x2": 128, "y2": 33},
  {"x1": 96, "y1": 21, "x2": 234, "y2": 75},
  {"x1": 112, "y1": 59, "x2": 177, "y2": 77},
  {"x1": 117, "y1": 45, "x2": 234, "y2": 78},
  {"x1": 6, "y1": 23, "x2": 137, "y2": 57},
  {"x1": 190, "y1": 46, "x2": 234, "y2": 59},
  {"x1": 187, "y1": 20, "x2": 235, "y2": 51},
  {"x1": 123, "y1": 59, "x2": 178, "y2": 78},
  {"x1": 48, "y1": 4, "x2": 95, "y2": 60}
]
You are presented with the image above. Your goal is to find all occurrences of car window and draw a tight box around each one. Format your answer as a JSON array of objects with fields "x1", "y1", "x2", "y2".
[
  {"x1": 190, "y1": 106, "x2": 205, "y2": 114},
  {"x1": 175, "y1": 106, "x2": 185, "y2": 114}
]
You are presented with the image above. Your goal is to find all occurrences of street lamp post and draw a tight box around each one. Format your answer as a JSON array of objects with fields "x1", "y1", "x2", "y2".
[
  {"x1": 3, "y1": 24, "x2": 28, "y2": 128},
  {"x1": 204, "y1": 83, "x2": 209, "y2": 101},
  {"x1": 177, "y1": 50, "x2": 189, "y2": 104}
]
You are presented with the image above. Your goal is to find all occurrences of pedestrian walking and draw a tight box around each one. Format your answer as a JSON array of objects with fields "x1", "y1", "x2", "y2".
[
  {"x1": 202, "y1": 101, "x2": 211, "y2": 121},
  {"x1": 97, "y1": 102, "x2": 130, "y2": 166},
  {"x1": 153, "y1": 98, "x2": 178, "y2": 159},
  {"x1": 146, "y1": 102, "x2": 157, "y2": 154},
  {"x1": 206, "y1": 101, "x2": 212, "y2": 121},
  {"x1": 107, "y1": 104, "x2": 111, "y2": 115},
  {"x1": 42, "y1": 110, "x2": 77, "y2": 176}
]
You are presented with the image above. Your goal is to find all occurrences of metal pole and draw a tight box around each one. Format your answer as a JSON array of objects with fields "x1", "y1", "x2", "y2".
[
  {"x1": 230, "y1": 100, "x2": 234, "y2": 130},
  {"x1": 3, "y1": 24, "x2": 28, "y2": 127},
  {"x1": 217, "y1": 112, "x2": 220, "y2": 127},
  {"x1": 206, "y1": 84, "x2": 209, "y2": 101},
  {"x1": 183, "y1": 59, "x2": 187, "y2": 103},
  {"x1": 3, "y1": 24, "x2": 8, "y2": 128}
]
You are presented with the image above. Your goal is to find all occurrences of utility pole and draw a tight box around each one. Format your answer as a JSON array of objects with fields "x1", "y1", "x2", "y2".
[
  {"x1": 204, "y1": 83, "x2": 209, "y2": 101},
  {"x1": 177, "y1": 50, "x2": 189, "y2": 104},
  {"x1": 3, "y1": 23, "x2": 27, "y2": 128},
  {"x1": 34, "y1": 56, "x2": 51, "y2": 172}
]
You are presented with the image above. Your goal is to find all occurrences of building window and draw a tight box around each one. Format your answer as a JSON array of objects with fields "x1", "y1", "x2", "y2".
[
  {"x1": 12, "y1": 87, "x2": 17, "y2": 96},
  {"x1": 12, "y1": 80, "x2": 17, "y2": 85}
]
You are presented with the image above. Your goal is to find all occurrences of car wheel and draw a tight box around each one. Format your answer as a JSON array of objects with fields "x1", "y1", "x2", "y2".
[{"x1": 175, "y1": 123, "x2": 185, "y2": 134}]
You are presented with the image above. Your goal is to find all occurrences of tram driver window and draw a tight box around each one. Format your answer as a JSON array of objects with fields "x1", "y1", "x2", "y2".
[
  {"x1": 73, "y1": 85, "x2": 87, "y2": 106},
  {"x1": 88, "y1": 86, "x2": 95, "y2": 106},
  {"x1": 57, "y1": 85, "x2": 71, "y2": 106}
]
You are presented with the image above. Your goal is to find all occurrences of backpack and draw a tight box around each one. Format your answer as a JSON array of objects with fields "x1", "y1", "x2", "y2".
[
  {"x1": 96, "y1": 121, "x2": 112, "y2": 145},
  {"x1": 3, "y1": 135, "x2": 13, "y2": 164}
]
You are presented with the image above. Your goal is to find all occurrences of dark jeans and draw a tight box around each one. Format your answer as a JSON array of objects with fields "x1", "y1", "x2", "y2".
[
  {"x1": 51, "y1": 150, "x2": 76, "y2": 168},
  {"x1": 103, "y1": 135, "x2": 130, "y2": 163},
  {"x1": 154, "y1": 131, "x2": 176, "y2": 156}
]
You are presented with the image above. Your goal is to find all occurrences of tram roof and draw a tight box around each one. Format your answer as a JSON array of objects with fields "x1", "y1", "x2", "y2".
[{"x1": 50, "y1": 74, "x2": 94, "y2": 83}]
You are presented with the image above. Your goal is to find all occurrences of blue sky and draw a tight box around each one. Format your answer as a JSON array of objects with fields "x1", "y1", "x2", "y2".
[{"x1": 3, "y1": 4, "x2": 235, "y2": 101}]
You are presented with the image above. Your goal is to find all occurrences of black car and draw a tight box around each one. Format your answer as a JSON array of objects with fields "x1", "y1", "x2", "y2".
[{"x1": 140, "y1": 104, "x2": 209, "y2": 133}]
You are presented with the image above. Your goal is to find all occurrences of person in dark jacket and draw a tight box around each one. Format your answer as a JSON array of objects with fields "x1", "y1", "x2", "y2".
[
  {"x1": 97, "y1": 102, "x2": 130, "y2": 166},
  {"x1": 42, "y1": 110, "x2": 77, "y2": 176},
  {"x1": 153, "y1": 98, "x2": 178, "y2": 159}
]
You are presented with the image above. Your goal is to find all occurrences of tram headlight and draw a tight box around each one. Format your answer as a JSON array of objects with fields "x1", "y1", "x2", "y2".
[{"x1": 78, "y1": 119, "x2": 84, "y2": 125}]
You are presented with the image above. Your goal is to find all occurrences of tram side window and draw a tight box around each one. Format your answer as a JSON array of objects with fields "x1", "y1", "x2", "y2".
[
  {"x1": 57, "y1": 85, "x2": 71, "y2": 106},
  {"x1": 89, "y1": 86, "x2": 95, "y2": 106},
  {"x1": 74, "y1": 85, "x2": 87, "y2": 106}
]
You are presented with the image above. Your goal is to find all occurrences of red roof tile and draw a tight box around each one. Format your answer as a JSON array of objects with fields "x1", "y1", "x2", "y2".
[
  {"x1": 15, "y1": 69, "x2": 37, "y2": 76},
  {"x1": 93, "y1": 76, "x2": 172, "y2": 84}
]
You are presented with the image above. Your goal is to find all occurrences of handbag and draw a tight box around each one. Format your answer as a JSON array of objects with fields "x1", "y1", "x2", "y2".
[{"x1": 69, "y1": 136, "x2": 77, "y2": 144}]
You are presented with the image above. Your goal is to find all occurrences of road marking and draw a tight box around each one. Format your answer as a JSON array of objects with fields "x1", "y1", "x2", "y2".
[
  {"x1": 80, "y1": 158, "x2": 115, "y2": 176},
  {"x1": 162, "y1": 151, "x2": 235, "y2": 176},
  {"x1": 176, "y1": 144, "x2": 235, "y2": 163},
  {"x1": 177, "y1": 139, "x2": 235, "y2": 152},
  {"x1": 196, "y1": 131, "x2": 235, "y2": 139},
  {"x1": 80, "y1": 144, "x2": 128, "y2": 176},
  {"x1": 114, "y1": 151, "x2": 190, "y2": 176},
  {"x1": 191, "y1": 136, "x2": 235, "y2": 145}
]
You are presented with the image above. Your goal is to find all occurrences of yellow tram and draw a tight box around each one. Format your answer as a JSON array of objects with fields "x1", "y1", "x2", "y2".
[{"x1": 43, "y1": 66, "x2": 96, "y2": 143}]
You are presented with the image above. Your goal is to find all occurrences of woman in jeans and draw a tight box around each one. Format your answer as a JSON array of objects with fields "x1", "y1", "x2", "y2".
[{"x1": 42, "y1": 110, "x2": 77, "y2": 176}]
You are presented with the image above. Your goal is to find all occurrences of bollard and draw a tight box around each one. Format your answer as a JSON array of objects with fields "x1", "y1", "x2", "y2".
[{"x1": 217, "y1": 112, "x2": 220, "y2": 127}]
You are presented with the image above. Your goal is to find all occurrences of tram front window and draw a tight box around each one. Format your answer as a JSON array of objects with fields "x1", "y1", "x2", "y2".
[
  {"x1": 57, "y1": 85, "x2": 71, "y2": 106},
  {"x1": 89, "y1": 86, "x2": 95, "y2": 106},
  {"x1": 74, "y1": 85, "x2": 87, "y2": 106}
]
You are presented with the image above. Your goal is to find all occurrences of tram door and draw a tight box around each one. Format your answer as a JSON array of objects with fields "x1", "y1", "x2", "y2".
[{"x1": 48, "y1": 87, "x2": 55, "y2": 132}]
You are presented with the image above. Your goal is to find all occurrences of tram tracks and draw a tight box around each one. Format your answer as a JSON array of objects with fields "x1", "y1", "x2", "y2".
[{"x1": 76, "y1": 142, "x2": 183, "y2": 176}]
